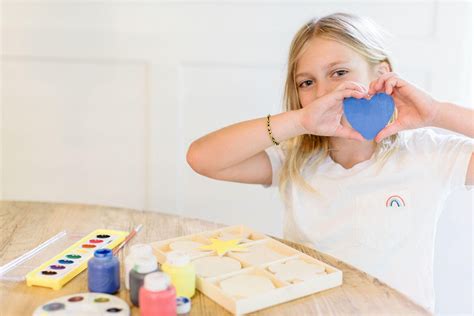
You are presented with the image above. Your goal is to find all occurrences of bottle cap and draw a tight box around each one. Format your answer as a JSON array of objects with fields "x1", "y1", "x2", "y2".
[
  {"x1": 176, "y1": 296, "x2": 191, "y2": 314},
  {"x1": 144, "y1": 272, "x2": 171, "y2": 292},
  {"x1": 93, "y1": 248, "x2": 113, "y2": 258},
  {"x1": 166, "y1": 251, "x2": 190, "y2": 267},
  {"x1": 129, "y1": 243, "x2": 153, "y2": 257},
  {"x1": 133, "y1": 255, "x2": 158, "y2": 274}
]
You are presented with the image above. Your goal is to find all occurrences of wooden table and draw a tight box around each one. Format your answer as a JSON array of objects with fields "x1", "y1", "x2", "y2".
[{"x1": 0, "y1": 201, "x2": 430, "y2": 315}]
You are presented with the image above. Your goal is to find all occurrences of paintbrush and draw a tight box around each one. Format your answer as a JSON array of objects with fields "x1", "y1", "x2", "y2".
[{"x1": 113, "y1": 224, "x2": 143, "y2": 255}]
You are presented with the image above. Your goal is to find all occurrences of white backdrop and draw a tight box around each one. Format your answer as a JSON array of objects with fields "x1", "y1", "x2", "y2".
[{"x1": 1, "y1": 1, "x2": 472, "y2": 314}]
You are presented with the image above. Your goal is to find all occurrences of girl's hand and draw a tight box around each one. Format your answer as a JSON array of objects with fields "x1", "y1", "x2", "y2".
[
  {"x1": 298, "y1": 81, "x2": 366, "y2": 141},
  {"x1": 368, "y1": 72, "x2": 440, "y2": 142}
]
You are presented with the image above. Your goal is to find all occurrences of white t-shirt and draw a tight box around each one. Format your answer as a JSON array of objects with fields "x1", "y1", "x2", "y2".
[{"x1": 263, "y1": 128, "x2": 473, "y2": 313}]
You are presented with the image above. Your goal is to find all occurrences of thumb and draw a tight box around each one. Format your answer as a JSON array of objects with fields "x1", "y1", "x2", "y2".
[{"x1": 375, "y1": 121, "x2": 402, "y2": 143}]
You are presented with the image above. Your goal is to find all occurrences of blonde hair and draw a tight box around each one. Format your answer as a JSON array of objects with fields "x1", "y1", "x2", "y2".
[{"x1": 279, "y1": 12, "x2": 399, "y2": 197}]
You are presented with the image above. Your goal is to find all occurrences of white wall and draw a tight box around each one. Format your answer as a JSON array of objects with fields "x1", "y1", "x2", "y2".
[{"x1": 1, "y1": 1, "x2": 472, "y2": 314}]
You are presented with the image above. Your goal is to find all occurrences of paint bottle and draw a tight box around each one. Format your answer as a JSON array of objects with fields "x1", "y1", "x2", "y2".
[
  {"x1": 139, "y1": 272, "x2": 177, "y2": 316},
  {"x1": 161, "y1": 251, "x2": 195, "y2": 298},
  {"x1": 88, "y1": 248, "x2": 120, "y2": 294},
  {"x1": 176, "y1": 296, "x2": 191, "y2": 316},
  {"x1": 125, "y1": 243, "x2": 154, "y2": 289},
  {"x1": 129, "y1": 255, "x2": 159, "y2": 306}
]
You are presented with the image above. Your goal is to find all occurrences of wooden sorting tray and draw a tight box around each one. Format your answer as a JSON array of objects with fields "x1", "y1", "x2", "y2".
[{"x1": 150, "y1": 225, "x2": 343, "y2": 315}]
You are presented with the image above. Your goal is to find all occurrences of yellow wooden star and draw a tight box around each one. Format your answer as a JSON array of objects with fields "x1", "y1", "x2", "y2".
[{"x1": 199, "y1": 238, "x2": 248, "y2": 256}]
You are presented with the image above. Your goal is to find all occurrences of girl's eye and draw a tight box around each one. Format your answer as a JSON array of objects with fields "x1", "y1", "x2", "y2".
[
  {"x1": 298, "y1": 80, "x2": 313, "y2": 88},
  {"x1": 332, "y1": 69, "x2": 348, "y2": 78}
]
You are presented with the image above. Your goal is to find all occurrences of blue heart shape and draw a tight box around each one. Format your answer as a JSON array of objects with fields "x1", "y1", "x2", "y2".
[{"x1": 343, "y1": 92, "x2": 395, "y2": 140}]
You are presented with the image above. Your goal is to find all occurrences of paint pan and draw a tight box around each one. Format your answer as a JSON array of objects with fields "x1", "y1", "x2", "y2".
[
  {"x1": 0, "y1": 229, "x2": 127, "y2": 291},
  {"x1": 33, "y1": 293, "x2": 130, "y2": 315},
  {"x1": 25, "y1": 229, "x2": 128, "y2": 290}
]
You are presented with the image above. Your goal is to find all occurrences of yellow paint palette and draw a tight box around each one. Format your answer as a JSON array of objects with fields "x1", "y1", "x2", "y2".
[{"x1": 26, "y1": 229, "x2": 128, "y2": 290}]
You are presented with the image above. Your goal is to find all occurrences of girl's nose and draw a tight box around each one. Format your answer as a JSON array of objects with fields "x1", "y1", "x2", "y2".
[{"x1": 315, "y1": 83, "x2": 331, "y2": 99}]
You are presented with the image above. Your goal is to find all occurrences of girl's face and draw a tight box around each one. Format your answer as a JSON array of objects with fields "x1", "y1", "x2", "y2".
[{"x1": 295, "y1": 36, "x2": 382, "y2": 107}]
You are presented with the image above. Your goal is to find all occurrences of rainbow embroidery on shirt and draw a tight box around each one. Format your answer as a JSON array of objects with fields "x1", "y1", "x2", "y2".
[{"x1": 386, "y1": 195, "x2": 406, "y2": 207}]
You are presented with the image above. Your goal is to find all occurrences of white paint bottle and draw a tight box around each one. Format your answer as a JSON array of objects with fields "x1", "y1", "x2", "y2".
[{"x1": 124, "y1": 243, "x2": 154, "y2": 290}]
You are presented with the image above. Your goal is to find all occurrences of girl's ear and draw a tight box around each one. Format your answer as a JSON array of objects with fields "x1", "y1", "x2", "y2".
[{"x1": 374, "y1": 61, "x2": 391, "y2": 76}]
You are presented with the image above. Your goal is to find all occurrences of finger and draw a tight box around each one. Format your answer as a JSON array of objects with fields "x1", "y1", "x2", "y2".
[
  {"x1": 334, "y1": 125, "x2": 365, "y2": 141},
  {"x1": 374, "y1": 72, "x2": 398, "y2": 92},
  {"x1": 374, "y1": 72, "x2": 398, "y2": 90},
  {"x1": 374, "y1": 120, "x2": 403, "y2": 143},
  {"x1": 336, "y1": 81, "x2": 366, "y2": 94},
  {"x1": 368, "y1": 79, "x2": 379, "y2": 95},
  {"x1": 336, "y1": 89, "x2": 367, "y2": 101},
  {"x1": 351, "y1": 81, "x2": 369, "y2": 94},
  {"x1": 355, "y1": 83, "x2": 371, "y2": 99},
  {"x1": 385, "y1": 77, "x2": 399, "y2": 95},
  {"x1": 385, "y1": 76, "x2": 411, "y2": 95}
]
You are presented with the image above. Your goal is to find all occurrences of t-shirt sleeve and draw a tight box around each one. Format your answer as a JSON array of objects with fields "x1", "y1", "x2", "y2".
[
  {"x1": 262, "y1": 145, "x2": 285, "y2": 188},
  {"x1": 404, "y1": 128, "x2": 474, "y2": 193}
]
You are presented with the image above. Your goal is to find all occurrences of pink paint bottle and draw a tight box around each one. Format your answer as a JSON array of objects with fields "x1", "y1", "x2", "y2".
[{"x1": 139, "y1": 272, "x2": 177, "y2": 316}]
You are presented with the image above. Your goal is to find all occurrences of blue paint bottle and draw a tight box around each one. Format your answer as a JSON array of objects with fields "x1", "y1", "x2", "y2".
[{"x1": 88, "y1": 248, "x2": 120, "y2": 294}]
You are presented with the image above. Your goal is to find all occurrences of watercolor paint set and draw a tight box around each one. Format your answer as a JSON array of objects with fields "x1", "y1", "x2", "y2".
[
  {"x1": 25, "y1": 229, "x2": 128, "y2": 290},
  {"x1": 150, "y1": 225, "x2": 343, "y2": 315}
]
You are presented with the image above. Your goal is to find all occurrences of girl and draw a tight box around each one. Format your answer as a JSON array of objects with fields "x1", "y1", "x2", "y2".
[{"x1": 186, "y1": 13, "x2": 473, "y2": 313}]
